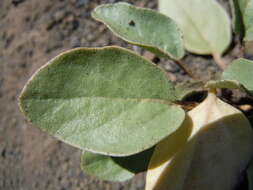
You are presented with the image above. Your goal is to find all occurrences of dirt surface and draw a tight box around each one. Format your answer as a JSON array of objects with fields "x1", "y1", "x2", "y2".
[{"x1": 0, "y1": 0, "x2": 249, "y2": 190}]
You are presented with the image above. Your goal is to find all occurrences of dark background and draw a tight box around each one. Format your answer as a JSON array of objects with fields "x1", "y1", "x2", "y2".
[{"x1": 0, "y1": 0, "x2": 248, "y2": 189}]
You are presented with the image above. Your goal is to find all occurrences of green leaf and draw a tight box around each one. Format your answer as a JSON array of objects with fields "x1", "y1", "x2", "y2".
[
  {"x1": 19, "y1": 46, "x2": 185, "y2": 156},
  {"x1": 92, "y1": 2, "x2": 185, "y2": 60},
  {"x1": 244, "y1": 1, "x2": 253, "y2": 41},
  {"x1": 237, "y1": 0, "x2": 250, "y2": 11},
  {"x1": 232, "y1": 0, "x2": 253, "y2": 41},
  {"x1": 223, "y1": 58, "x2": 253, "y2": 95},
  {"x1": 81, "y1": 148, "x2": 153, "y2": 182},
  {"x1": 229, "y1": 0, "x2": 244, "y2": 35},
  {"x1": 205, "y1": 80, "x2": 246, "y2": 91},
  {"x1": 159, "y1": 0, "x2": 231, "y2": 55}
]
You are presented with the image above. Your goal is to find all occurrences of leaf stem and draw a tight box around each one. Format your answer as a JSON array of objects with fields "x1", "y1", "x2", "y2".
[
  {"x1": 208, "y1": 88, "x2": 217, "y2": 95},
  {"x1": 175, "y1": 60, "x2": 199, "y2": 80},
  {"x1": 212, "y1": 53, "x2": 226, "y2": 70}
]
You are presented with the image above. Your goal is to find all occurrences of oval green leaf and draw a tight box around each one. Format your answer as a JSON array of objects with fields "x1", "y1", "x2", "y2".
[
  {"x1": 223, "y1": 58, "x2": 253, "y2": 95},
  {"x1": 81, "y1": 148, "x2": 153, "y2": 182},
  {"x1": 19, "y1": 46, "x2": 185, "y2": 156},
  {"x1": 92, "y1": 3, "x2": 185, "y2": 60},
  {"x1": 244, "y1": 1, "x2": 253, "y2": 41},
  {"x1": 159, "y1": 0, "x2": 231, "y2": 55}
]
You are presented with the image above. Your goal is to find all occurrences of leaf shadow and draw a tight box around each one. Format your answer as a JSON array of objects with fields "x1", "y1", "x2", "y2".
[{"x1": 111, "y1": 147, "x2": 154, "y2": 174}]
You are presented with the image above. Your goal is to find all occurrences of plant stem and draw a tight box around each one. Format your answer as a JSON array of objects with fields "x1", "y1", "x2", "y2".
[
  {"x1": 176, "y1": 101, "x2": 198, "y2": 111},
  {"x1": 175, "y1": 60, "x2": 199, "y2": 80},
  {"x1": 212, "y1": 53, "x2": 226, "y2": 70}
]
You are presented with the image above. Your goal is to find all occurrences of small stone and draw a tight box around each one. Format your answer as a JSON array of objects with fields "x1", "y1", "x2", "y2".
[{"x1": 163, "y1": 61, "x2": 180, "y2": 73}]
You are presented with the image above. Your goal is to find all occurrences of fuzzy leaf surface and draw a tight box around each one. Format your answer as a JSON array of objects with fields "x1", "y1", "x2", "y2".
[
  {"x1": 244, "y1": 1, "x2": 253, "y2": 41},
  {"x1": 92, "y1": 2, "x2": 185, "y2": 60},
  {"x1": 223, "y1": 58, "x2": 253, "y2": 95},
  {"x1": 81, "y1": 148, "x2": 153, "y2": 182},
  {"x1": 19, "y1": 47, "x2": 185, "y2": 156},
  {"x1": 146, "y1": 93, "x2": 253, "y2": 190},
  {"x1": 159, "y1": 0, "x2": 231, "y2": 55}
]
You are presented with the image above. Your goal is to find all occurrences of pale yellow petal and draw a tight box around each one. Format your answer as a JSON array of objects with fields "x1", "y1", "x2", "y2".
[{"x1": 146, "y1": 92, "x2": 253, "y2": 190}]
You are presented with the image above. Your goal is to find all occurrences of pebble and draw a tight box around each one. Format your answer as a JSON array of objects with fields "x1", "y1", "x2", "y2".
[{"x1": 163, "y1": 61, "x2": 180, "y2": 73}]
